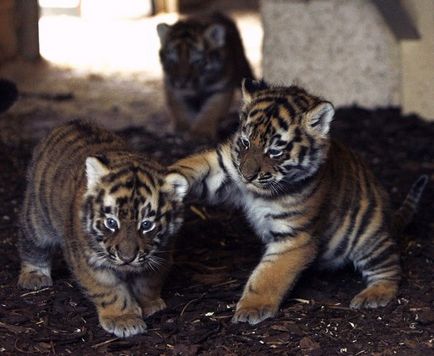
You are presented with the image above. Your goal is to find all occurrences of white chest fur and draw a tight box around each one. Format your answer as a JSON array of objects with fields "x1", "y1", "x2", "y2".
[{"x1": 242, "y1": 192, "x2": 295, "y2": 242}]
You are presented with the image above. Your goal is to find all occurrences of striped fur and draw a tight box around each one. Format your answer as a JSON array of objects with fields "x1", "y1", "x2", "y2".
[
  {"x1": 170, "y1": 79, "x2": 427, "y2": 325},
  {"x1": 18, "y1": 121, "x2": 188, "y2": 337},
  {"x1": 157, "y1": 12, "x2": 253, "y2": 138}
]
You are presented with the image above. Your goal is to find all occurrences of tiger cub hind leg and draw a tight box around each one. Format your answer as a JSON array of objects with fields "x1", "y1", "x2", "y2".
[
  {"x1": 350, "y1": 234, "x2": 401, "y2": 309},
  {"x1": 350, "y1": 280, "x2": 398, "y2": 309},
  {"x1": 17, "y1": 233, "x2": 53, "y2": 290}
]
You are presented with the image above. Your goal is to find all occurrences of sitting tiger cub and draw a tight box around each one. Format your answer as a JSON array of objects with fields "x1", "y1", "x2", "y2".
[
  {"x1": 170, "y1": 79, "x2": 428, "y2": 324},
  {"x1": 18, "y1": 121, "x2": 188, "y2": 337},
  {"x1": 157, "y1": 12, "x2": 253, "y2": 139}
]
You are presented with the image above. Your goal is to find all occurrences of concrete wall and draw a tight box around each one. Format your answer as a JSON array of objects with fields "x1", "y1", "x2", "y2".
[
  {"x1": 400, "y1": 0, "x2": 434, "y2": 119},
  {"x1": 261, "y1": 0, "x2": 401, "y2": 108},
  {"x1": 260, "y1": 0, "x2": 434, "y2": 120}
]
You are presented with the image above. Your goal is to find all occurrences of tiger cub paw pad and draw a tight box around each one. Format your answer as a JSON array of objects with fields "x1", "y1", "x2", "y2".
[
  {"x1": 350, "y1": 284, "x2": 397, "y2": 309},
  {"x1": 18, "y1": 271, "x2": 53, "y2": 290},
  {"x1": 100, "y1": 314, "x2": 147, "y2": 338},
  {"x1": 232, "y1": 304, "x2": 277, "y2": 325}
]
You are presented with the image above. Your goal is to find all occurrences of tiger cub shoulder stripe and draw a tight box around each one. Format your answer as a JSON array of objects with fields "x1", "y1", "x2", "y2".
[
  {"x1": 18, "y1": 120, "x2": 188, "y2": 337},
  {"x1": 170, "y1": 79, "x2": 428, "y2": 325},
  {"x1": 157, "y1": 12, "x2": 254, "y2": 139}
]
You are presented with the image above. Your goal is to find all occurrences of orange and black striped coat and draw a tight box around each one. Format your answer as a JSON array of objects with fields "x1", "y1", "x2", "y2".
[
  {"x1": 170, "y1": 79, "x2": 427, "y2": 325},
  {"x1": 18, "y1": 121, "x2": 189, "y2": 337}
]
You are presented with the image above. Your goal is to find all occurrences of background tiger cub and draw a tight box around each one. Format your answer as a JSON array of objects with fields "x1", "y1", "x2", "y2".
[
  {"x1": 18, "y1": 121, "x2": 188, "y2": 337},
  {"x1": 157, "y1": 12, "x2": 253, "y2": 139},
  {"x1": 170, "y1": 79, "x2": 428, "y2": 325}
]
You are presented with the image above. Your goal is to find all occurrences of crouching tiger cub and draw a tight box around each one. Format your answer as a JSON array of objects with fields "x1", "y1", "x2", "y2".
[
  {"x1": 170, "y1": 79, "x2": 428, "y2": 325},
  {"x1": 157, "y1": 12, "x2": 253, "y2": 139},
  {"x1": 18, "y1": 121, "x2": 188, "y2": 337}
]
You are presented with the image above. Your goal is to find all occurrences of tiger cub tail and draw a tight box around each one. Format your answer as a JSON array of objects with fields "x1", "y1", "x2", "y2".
[{"x1": 392, "y1": 175, "x2": 428, "y2": 235}]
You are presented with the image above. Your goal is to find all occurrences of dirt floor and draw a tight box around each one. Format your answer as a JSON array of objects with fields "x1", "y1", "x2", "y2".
[{"x1": 0, "y1": 92, "x2": 433, "y2": 355}]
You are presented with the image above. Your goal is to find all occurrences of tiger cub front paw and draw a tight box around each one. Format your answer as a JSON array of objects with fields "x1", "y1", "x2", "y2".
[
  {"x1": 18, "y1": 268, "x2": 53, "y2": 290},
  {"x1": 232, "y1": 299, "x2": 278, "y2": 325},
  {"x1": 141, "y1": 297, "x2": 167, "y2": 317},
  {"x1": 99, "y1": 314, "x2": 147, "y2": 338}
]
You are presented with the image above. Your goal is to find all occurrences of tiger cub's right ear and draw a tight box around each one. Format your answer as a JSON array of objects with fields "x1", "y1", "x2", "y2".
[
  {"x1": 85, "y1": 157, "x2": 109, "y2": 191},
  {"x1": 157, "y1": 23, "x2": 171, "y2": 43},
  {"x1": 241, "y1": 78, "x2": 269, "y2": 104}
]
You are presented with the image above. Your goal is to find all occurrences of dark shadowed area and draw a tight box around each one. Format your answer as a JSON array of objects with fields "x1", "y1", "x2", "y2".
[{"x1": 0, "y1": 106, "x2": 433, "y2": 355}]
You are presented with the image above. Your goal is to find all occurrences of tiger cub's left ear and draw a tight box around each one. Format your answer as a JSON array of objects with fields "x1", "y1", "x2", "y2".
[
  {"x1": 304, "y1": 102, "x2": 335, "y2": 137},
  {"x1": 162, "y1": 172, "x2": 189, "y2": 202}
]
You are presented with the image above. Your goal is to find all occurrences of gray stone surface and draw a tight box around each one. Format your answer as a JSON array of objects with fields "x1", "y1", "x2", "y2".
[{"x1": 261, "y1": 0, "x2": 401, "y2": 108}]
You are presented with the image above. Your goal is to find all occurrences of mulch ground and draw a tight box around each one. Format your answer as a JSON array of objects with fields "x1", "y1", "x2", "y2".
[{"x1": 0, "y1": 107, "x2": 433, "y2": 355}]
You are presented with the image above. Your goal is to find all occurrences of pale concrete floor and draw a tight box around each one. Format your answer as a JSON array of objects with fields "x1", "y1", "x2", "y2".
[{"x1": 0, "y1": 10, "x2": 262, "y2": 145}]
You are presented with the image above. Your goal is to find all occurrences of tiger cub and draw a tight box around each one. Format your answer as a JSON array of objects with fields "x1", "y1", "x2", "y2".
[
  {"x1": 157, "y1": 12, "x2": 253, "y2": 139},
  {"x1": 18, "y1": 121, "x2": 188, "y2": 337},
  {"x1": 170, "y1": 79, "x2": 428, "y2": 325}
]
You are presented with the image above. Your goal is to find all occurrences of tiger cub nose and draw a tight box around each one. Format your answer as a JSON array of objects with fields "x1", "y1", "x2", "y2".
[
  {"x1": 242, "y1": 169, "x2": 259, "y2": 182},
  {"x1": 117, "y1": 248, "x2": 138, "y2": 264}
]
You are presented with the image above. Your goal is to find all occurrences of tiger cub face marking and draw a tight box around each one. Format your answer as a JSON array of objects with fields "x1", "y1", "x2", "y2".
[
  {"x1": 83, "y1": 157, "x2": 188, "y2": 272},
  {"x1": 235, "y1": 79, "x2": 334, "y2": 196}
]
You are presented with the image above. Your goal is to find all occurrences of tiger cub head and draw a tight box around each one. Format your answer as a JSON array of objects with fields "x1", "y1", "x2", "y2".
[
  {"x1": 81, "y1": 155, "x2": 188, "y2": 272},
  {"x1": 234, "y1": 79, "x2": 335, "y2": 197},
  {"x1": 157, "y1": 18, "x2": 227, "y2": 91}
]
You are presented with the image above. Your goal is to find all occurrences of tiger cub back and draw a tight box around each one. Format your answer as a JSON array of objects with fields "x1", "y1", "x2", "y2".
[
  {"x1": 157, "y1": 12, "x2": 254, "y2": 138},
  {"x1": 18, "y1": 121, "x2": 188, "y2": 337}
]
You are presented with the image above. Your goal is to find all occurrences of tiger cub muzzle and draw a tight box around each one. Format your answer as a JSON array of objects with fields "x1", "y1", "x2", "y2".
[
  {"x1": 103, "y1": 223, "x2": 153, "y2": 266},
  {"x1": 239, "y1": 144, "x2": 275, "y2": 186}
]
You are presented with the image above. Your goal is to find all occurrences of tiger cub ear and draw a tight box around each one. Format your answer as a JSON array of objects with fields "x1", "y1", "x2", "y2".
[
  {"x1": 204, "y1": 24, "x2": 226, "y2": 48},
  {"x1": 162, "y1": 172, "x2": 189, "y2": 202},
  {"x1": 303, "y1": 102, "x2": 335, "y2": 137},
  {"x1": 85, "y1": 157, "x2": 109, "y2": 191},
  {"x1": 241, "y1": 78, "x2": 269, "y2": 104},
  {"x1": 157, "y1": 23, "x2": 171, "y2": 43}
]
